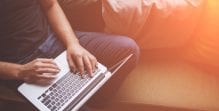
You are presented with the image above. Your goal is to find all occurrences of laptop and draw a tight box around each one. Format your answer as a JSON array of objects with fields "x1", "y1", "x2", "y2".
[{"x1": 18, "y1": 51, "x2": 132, "y2": 111}]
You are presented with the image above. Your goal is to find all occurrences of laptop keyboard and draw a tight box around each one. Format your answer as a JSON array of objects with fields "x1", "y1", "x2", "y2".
[{"x1": 37, "y1": 69, "x2": 101, "y2": 111}]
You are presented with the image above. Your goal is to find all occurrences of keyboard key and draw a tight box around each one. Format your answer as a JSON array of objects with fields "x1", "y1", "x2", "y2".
[
  {"x1": 51, "y1": 106, "x2": 57, "y2": 111},
  {"x1": 51, "y1": 101, "x2": 55, "y2": 105},
  {"x1": 44, "y1": 100, "x2": 51, "y2": 106},
  {"x1": 60, "y1": 99, "x2": 64, "y2": 103},
  {"x1": 42, "y1": 96, "x2": 50, "y2": 103},
  {"x1": 51, "y1": 96, "x2": 55, "y2": 100},
  {"x1": 41, "y1": 93, "x2": 46, "y2": 98},
  {"x1": 52, "y1": 84, "x2": 57, "y2": 88},
  {"x1": 56, "y1": 102, "x2": 60, "y2": 106},
  {"x1": 48, "y1": 104, "x2": 52, "y2": 109}
]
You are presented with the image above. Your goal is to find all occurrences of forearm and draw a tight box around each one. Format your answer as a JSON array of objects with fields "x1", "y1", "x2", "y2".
[
  {"x1": 39, "y1": 0, "x2": 79, "y2": 48},
  {"x1": 38, "y1": 0, "x2": 97, "y2": 75},
  {"x1": 0, "y1": 62, "x2": 21, "y2": 80}
]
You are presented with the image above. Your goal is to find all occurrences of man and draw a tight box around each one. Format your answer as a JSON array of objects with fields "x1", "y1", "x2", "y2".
[{"x1": 0, "y1": 0, "x2": 140, "y2": 110}]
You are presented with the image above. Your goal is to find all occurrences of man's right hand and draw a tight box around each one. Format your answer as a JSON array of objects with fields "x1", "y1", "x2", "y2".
[{"x1": 18, "y1": 58, "x2": 60, "y2": 83}]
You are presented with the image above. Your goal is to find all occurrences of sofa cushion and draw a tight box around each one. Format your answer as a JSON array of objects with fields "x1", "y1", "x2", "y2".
[
  {"x1": 111, "y1": 51, "x2": 219, "y2": 110},
  {"x1": 102, "y1": 0, "x2": 204, "y2": 49}
]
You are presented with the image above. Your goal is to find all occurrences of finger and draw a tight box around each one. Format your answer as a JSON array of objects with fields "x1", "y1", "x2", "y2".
[
  {"x1": 35, "y1": 73, "x2": 57, "y2": 80},
  {"x1": 83, "y1": 56, "x2": 93, "y2": 77},
  {"x1": 37, "y1": 58, "x2": 57, "y2": 65},
  {"x1": 37, "y1": 63, "x2": 60, "y2": 70},
  {"x1": 95, "y1": 60, "x2": 98, "y2": 69},
  {"x1": 24, "y1": 74, "x2": 41, "y2": 84},
  {"x1": 89, "y1": 55, "x2": 97, "y2": 72},
  {"x1": 67, "y1": 54, "x2": 77, "y2": 73},
  {"x1": 35, "y1": 68, "x2": 60, "y2": 74},
  {"x1": 75, "y1": 55, "x2": 84, "y2": 78}
]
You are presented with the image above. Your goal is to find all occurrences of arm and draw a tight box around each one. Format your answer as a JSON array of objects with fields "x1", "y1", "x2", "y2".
[
  {"x1": 39, "y1": 0, "x2": 79, "y2": 49},
  {"x1": 39, "y1": 0, "x2": 97, "y2": 77},
  {"x1": 0, "y1": 59, "x2": 60, "y2": 83},
  {"x1": 0, "y1": 61, "x2": 21, "y2": 80}
]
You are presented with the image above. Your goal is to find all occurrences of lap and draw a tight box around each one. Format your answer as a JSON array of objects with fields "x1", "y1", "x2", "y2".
[
  {"x1": 75, "y1": 31, "x2": 140, "y2": 67},
  {"x1": 25, "y1": 31, "x2": 139, "y2": 65}
]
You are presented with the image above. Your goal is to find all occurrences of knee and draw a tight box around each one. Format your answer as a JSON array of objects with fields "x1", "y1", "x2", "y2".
[{"x1": 114, "y1": 36, "x2": 140, "y2": 65}]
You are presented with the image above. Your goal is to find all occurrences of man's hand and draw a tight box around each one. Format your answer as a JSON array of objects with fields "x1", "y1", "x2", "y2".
[
  {"x1": 18, "y1": 58, "x2": 60, "y2": 83},
  {"x1": 67, "y1": 43, "x2": 97, "y2": 77}
]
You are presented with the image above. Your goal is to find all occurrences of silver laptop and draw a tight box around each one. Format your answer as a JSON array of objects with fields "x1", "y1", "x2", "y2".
[{"x1": 18, "y1": 51, "x2": 132, "y2": 111}]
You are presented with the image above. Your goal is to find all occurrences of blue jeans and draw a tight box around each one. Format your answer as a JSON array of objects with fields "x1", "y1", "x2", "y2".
[{"x1": 4, "y1": 30, "x2": 140, "y2": 110}]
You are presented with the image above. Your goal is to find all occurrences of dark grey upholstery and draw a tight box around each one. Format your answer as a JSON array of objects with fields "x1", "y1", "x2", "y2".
[{"x1": 58, "y1": 0, "x2": 105, "y2": 32}]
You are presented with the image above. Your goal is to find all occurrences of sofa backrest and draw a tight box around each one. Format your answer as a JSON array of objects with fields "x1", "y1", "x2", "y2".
[{"x1": 58, "y1": 0, "x2": 104, "y2": 32}]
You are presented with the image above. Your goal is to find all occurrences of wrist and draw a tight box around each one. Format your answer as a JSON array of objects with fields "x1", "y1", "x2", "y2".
[
  {"x1": 66, "y1": 40, "x2": 80, "y2": 49},
  {"x1": 15, "y1": 64, "x2": 24, "y2": 81},
  {"x1": 65, "y1": 36, "x2": 80, "y2": 48}
]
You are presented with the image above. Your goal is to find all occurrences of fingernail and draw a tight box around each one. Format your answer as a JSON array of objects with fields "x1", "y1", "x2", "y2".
[
  {"x1": 70, "y1": 68, "x2": 75, "y2": 74},
  {"x1": 81, "y1": 75, "x2": 84, "y2": 79},
  {"x1": 89, "y1": 71, "x2": 93, "y2": 77},
  {"x1": 74, "y1": 70, "x2": 77, "y2": 74},
  {"x1": 89, "y1": 74, "x2": 93, "y2": 78}
]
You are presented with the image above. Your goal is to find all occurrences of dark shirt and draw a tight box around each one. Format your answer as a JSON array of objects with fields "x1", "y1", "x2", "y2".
[{"x1": 0, "y1": 0, "x2": 49, "y2": 63}]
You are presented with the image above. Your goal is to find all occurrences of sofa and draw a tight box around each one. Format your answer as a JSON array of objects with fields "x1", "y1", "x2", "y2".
[
  {"x1": 1, "y1": 0, "x2": 219, "y2": 111},
  {"x1": 60, "y1": 0, "x2": 219, "y2": 111}
]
